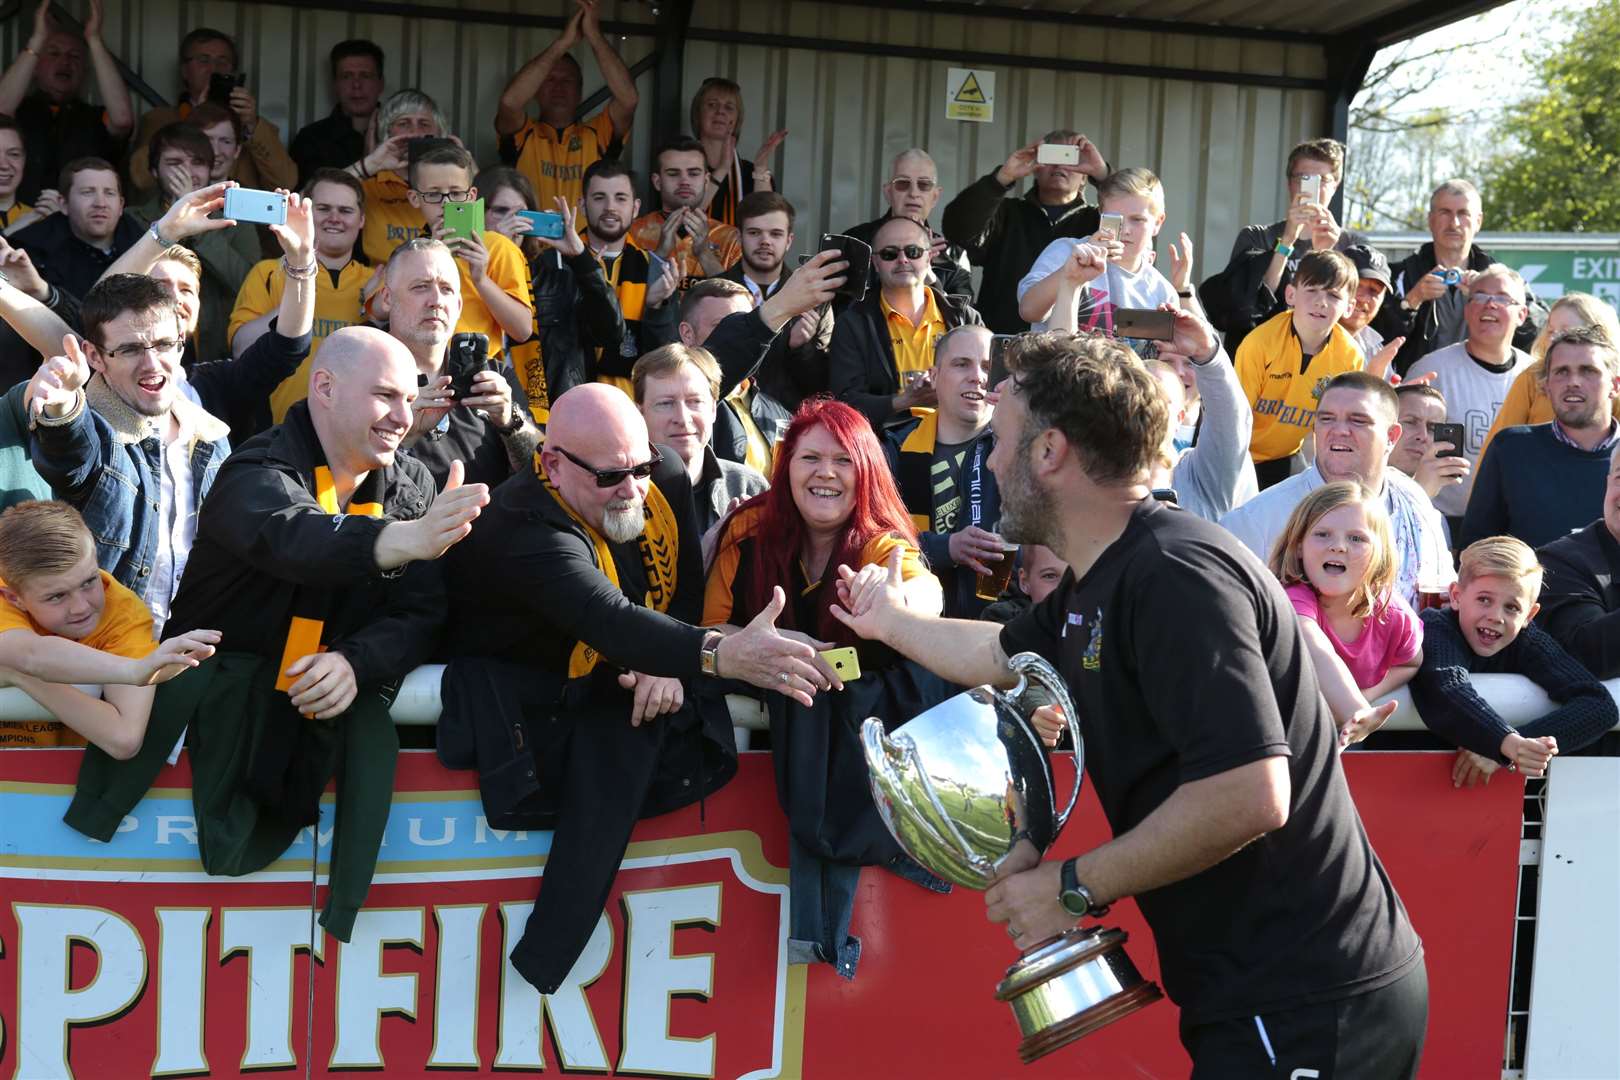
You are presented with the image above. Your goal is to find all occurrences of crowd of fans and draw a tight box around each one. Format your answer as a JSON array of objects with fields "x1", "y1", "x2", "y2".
[{"x1": 0, "y1": 0, "x2": 1615, "y2": 1005}]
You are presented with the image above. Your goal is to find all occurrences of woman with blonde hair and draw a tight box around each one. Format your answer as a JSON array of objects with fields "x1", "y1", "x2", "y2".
[
  {"x1": 1479, "y1": 292, "x2": 1620, "y2": 458},
  {"x1": 688, "y1": 77, "x2": 787, "y2": 225}
]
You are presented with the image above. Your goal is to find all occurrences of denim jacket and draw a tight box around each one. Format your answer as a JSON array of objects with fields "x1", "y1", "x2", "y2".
[{"x1": 29, "y1": 373, "x2": 231, "y2": 607}]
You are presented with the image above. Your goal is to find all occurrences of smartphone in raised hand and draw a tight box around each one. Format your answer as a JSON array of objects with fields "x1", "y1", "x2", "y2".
[{"x1": 1036, "y1": 143, "x2": 1080, "y2": 166}]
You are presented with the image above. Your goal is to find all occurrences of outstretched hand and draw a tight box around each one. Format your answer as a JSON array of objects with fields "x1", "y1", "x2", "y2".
[
  {"x1": 715, "y1": 586, "x2": 828, "y2": 706},
  {"x1": 25, "y1": 333, "x2": 91, "y2": 419},
  {"x1": 830, "y1": 546, "x2": 907, "y2": 642}
]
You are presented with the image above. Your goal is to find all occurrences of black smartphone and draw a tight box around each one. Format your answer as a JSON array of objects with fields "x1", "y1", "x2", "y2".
[
  {"x1": 1113, "y1": 308, "x2": 1177, "y2": 341},
  {"x1": 447, "y1": 332, "x2": 490, "y2": 400},
  {"x1": 1429, "y1": 422, "x2": 1466, "y2": 458},
  {"x1": 207, "y1": 72, "x2": 245, "y2": 106},
  {"x1": 818, "y1": 233, "x2": 871, "y2": 303},
  {"x1": 989, "y1": 333, "x2": 1018, "y2": 391}
]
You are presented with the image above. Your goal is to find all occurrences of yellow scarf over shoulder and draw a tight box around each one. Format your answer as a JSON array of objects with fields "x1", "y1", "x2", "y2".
[{"x1": 533, "y1": 453, "x2": 680, "y2": 677}]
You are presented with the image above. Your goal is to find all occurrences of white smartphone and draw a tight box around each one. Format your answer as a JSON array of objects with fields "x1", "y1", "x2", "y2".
[
  {"x1": 221, "y1": 187, "x2": 287, "y2": 226},
  {"x1": 1036, "y1": 143, "x2": 1080, "y2": 166},
  {"x1": 1298, "y1": 174, "x2": 1322, "y2": 205},
  {"x1": 1097, "y1": 211, "x2": 1124, "y2": 242}
]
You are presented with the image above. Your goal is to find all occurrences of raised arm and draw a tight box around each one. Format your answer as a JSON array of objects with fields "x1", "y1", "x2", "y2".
[
  {"x1": 0, "y1": 1, "x2": 51, "y2": 117},
  {"x1": 496, "y1": 8, "x2": 582, "y2": 137},
  {"x1": 578, "y1": 0, "x2": 637, "y2": 134},
  {"x1": 82, "y1": 0, "x2": 132, "y2": 137},
  {"x1": 0, "y1": 243, "x2": 73, "y2": 355},
  {"x1": 100, "y1": 181, "x2": 240, "y2": 282}
]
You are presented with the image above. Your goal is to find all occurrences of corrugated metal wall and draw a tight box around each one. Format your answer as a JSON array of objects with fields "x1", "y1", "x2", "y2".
[{"x1": 15, "y1": 0, "x2": 1328, "y2": 276}]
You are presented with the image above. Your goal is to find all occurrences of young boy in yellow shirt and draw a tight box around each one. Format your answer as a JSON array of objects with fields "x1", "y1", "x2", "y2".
[
  {"x1": 0, "y1": 502, "x2": 220, "y2": 759},
  {"x1": 1236, "y1": 249, "x2": 1365, "y2": 488},
  {"x1": 406, "y1": 143, "x2": 534, "y2": 359}
]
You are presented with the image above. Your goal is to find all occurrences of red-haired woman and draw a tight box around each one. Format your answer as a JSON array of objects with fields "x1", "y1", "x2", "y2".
[{"x1": 704, "y1": 398, "x2": 948, "y2": 978}]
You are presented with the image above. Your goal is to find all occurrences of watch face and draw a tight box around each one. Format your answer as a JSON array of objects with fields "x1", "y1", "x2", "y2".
[{"x1": 1059, "y1": 890, "x2": 1089, "y2": 918}]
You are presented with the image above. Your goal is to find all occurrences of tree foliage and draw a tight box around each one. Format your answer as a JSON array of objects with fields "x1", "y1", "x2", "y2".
[
  {"x1": 1346, "y1": 35, "x2": 1501, "y2": 231},
  {"x1": 1482, "y1": 0, "x2": 1620, "y2": 230}
]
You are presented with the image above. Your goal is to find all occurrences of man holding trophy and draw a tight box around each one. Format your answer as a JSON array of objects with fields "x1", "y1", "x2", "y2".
[{"x1": 834, "y1": 316, "x2": 1427, "y2": 1077}]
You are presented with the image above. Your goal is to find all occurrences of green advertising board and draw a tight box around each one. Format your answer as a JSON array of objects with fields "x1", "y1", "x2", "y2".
[{"x1": 1367, "y1": 233, "x2": 1620, "y2": 307}]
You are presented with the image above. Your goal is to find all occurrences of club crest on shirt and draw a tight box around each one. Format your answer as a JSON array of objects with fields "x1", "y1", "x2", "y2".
[
  {"x1": 1310, "y1": 375, "x2": 1333, "y2": 401},
  {"x1": 1082, "y1": 607, "x2": 1104, "y2": 670}
]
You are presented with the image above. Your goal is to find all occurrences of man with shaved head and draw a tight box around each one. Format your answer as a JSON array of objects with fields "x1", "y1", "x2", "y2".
[
  {"x1": 843, "y1": 148, "x2": 972, "y2": 298},
  {"x1": 440, "y1": 380, "x2": 836, "y2": 995},
  {"x1": 66, "y1": 324, "x2": 489, "y2": 946},
  {"x1": 380, "y1": 236, "x2": 541, "y2": 489},
  {"x1": 829, "y1": 214, "x2": 983, "y2": 427}
]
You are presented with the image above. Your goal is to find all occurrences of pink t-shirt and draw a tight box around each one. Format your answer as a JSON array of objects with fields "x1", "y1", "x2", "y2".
[{"x1": 1287, "y1": 583, "x2": 1423, "y2": 690}]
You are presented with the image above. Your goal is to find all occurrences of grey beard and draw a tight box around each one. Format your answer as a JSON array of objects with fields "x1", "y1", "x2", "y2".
[{"x1": 601, "y1": 500, "x2": 646, "y2": 543}]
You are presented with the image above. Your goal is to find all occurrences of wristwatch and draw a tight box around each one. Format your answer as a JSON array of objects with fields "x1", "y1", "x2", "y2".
[
  {"x1": 1058, "y1": 857, "x2": 1110, "y2": 919},
  {"x1": 699, "y1": 630, "x2": 724, "y2": 677}
]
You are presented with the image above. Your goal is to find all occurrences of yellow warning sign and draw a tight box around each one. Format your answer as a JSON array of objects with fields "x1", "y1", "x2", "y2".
[
  {"x1": 955, "y1": 72, "x2": 987, "y2": 104},
  {"x1": 946, "y1": 67, "x2": 995, "y2": 123}
]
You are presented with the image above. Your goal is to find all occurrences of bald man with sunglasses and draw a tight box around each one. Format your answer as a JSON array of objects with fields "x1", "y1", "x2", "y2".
[
  {"x1": 828, "y1": 215, "x2": 982, "y2": 428},
  {"x1": 439, "y1": 382, "x2": 833, "y2": 995}
]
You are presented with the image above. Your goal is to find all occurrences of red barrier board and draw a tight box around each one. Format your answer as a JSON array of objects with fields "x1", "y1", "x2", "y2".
[{"x1": 0, "y1": 749, "x2": 1520, "y2": 1078}]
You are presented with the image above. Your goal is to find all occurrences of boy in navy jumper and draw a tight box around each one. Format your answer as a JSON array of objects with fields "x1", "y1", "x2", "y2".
[{"x1": 1412, "y1": 536, "x2": 1617, "y2": 788}]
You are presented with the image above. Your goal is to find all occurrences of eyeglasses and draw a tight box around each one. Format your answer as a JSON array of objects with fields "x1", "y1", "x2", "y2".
[
  {"x1": 412, "y1": 189, "x2": 474, "y2": 205},
  {"x1": 876, "y1": 244, "x2": 927, "y2": 262},
  {"x1": 103, "y1": 338, "x2": 183, "y2": 361},
  {"x1": 889, "y1": 178, "x2": 937, "y2": 193},
  {"x1": 1469, "y1": 292, "x2": 1521, "y2": 309},
  {"x1": 554, "y1": 445, "x2": 663, "y2": 488}
]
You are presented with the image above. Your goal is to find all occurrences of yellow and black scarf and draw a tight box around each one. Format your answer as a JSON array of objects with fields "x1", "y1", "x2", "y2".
[{"x1": 533, "y1": 453, "x2": 679, "y2": 677}]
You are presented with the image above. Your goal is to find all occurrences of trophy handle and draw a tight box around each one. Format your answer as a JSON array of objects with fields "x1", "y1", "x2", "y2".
[{"x1": 1006, "y1": 652, "x2": 1086, "y2": 832}]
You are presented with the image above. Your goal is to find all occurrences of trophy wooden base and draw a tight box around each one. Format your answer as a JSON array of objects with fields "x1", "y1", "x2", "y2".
[{"x1": 994, "y1": 926, "x2": 1164, "y2": 1065}]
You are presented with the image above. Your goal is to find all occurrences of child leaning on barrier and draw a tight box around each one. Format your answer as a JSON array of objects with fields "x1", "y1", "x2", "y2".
[
  {"x1": 0, "y1": 501, "x2": 220, "y2": 758},
  {"x1": 1269, "y1": 481, "x2": 1420, "y2": 748},
  {"x1": 1410, "y1": 535, "x2": 1617, "y2": 788}
]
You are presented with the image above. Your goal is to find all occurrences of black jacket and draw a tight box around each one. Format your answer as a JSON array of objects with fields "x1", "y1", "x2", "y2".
[
  {"x1": 828, "y1": 285, "x2": 982, "y2": 427},
  {"x1": 439, "y1": 453, "x2": 735, "y2": 993},
  {"x1": 530, "y1": 247, "x2": 629, "y2": 401},
  {"x1": 843, "y1": 211, "x2": 974, "y2": 301},
  {"x1": 12, "y1": 211, "x2": 145, "y2": 306},
  {"x1": 289, "y1": 106, "x2": 368, "y2": 189},
  {"x1": 718, "y1": 261, "x2": 833, "y2": 409},
  {"x1": 701, "y1": 307, "x2": 788, "y2": 465},
  {"x1": 883, "y1": 410, "x2": 1000, "y2": 618},
  {"x1": 164, "y1": 401, "x2": 447, "y2": 692},
  {"x1": 941, "y1": 170, "x2": 1101, "y2": 332},
  {"x1": 1537, "y1": 520, "x2": 1620, "y2": 680},
  {"x1": 1388, "y1": 241, "x2": 1546, "y2": 375}
]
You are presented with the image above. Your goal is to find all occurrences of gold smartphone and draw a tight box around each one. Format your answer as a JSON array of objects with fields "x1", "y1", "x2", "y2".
[{"x1": 819, "y1": 646, "x2": 862, "y2": 682}]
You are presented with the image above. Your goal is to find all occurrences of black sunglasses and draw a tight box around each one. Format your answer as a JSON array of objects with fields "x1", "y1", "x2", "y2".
[
  {"x1": 876, "y1": 244, "x2": 927, "y2": 262},
  {"x1": 554, "y1": 445, "x2": 662, "y2": 488}
]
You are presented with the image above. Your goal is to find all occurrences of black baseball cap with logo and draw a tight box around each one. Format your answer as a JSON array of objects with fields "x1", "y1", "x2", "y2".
[{"x1": 1342, "y1": 244, "x2": 1391, "y2": 289}]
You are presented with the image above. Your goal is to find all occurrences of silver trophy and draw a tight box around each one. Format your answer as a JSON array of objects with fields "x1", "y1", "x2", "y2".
[{"x1": 862, "y1": 651, "x2": 1161, "y2": 1064}]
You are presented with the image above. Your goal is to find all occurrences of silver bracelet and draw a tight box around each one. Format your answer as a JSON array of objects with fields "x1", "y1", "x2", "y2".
[
  {"x1": 149, "y1": 220, "x2": 175, "y2": 248},
  {"x1": 281, "y1": 256, "x2": 318, "y2": 280}
]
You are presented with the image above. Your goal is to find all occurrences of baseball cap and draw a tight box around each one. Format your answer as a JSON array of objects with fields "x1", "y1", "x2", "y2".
[{"x1": 1342, "y1": 244, "x2": 1391, "y2": 289}]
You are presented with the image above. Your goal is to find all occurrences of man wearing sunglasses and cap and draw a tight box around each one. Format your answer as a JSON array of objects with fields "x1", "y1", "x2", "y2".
[
  {"x1": 829, "y1": 215, "x2": 982, "y2": 428},
  {"x1": 438, "y1": 381, "x2": 836, "y2": 996},
  {"x1": 842, "y1": 149, "x2": 972, "y2": 299}
]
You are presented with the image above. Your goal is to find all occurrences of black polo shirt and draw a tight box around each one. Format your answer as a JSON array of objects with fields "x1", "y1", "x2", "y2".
[{"x1": 1000, "y1": 497, "x2": 1421, "y2": 1024}]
